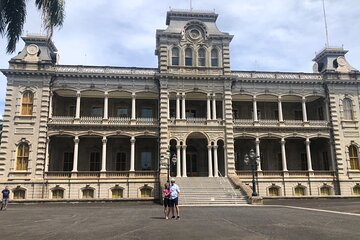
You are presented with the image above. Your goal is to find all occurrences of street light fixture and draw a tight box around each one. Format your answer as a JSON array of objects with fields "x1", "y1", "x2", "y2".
[
  {"x1": 161, "y1": 149, "x2": 177, "y2": 183},
  {"x1": 244, "y1": 148, "x2": 260, "y2": 196}
]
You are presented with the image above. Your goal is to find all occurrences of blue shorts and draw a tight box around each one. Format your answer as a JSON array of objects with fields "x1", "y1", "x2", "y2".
[
  {"x1": 169, "y1": 197, "x2": 178, "y2": 207},
  {"x1": 2, "y1": 198, "x2": 9, "y2": 205}
]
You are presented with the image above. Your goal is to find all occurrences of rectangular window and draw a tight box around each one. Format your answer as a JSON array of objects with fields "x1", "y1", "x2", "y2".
[
  {"x1": 63, "y1": 152, "x2": 74, "y2": 171},
  {"x1": 116, "y1": 107, "x2": 128, "y2": 117},
  {"x1": 141, "y1": 152, "x2": 152, "y2": 170},
  {"x1": 294, "y1": 110, "x2": 302, "y2": 120},
  {"x1": 90, "y1": 152, "x2": 101, "y2": 171},
  {"x1": 91, "y1": 106, "x2": 103, "y2": 117},
  {"x1": 141, "y1": 108, "x2": 153, "y2": 118},
  {"x1": 115, "y1": 152, "x2": 127, "y2": 171}
]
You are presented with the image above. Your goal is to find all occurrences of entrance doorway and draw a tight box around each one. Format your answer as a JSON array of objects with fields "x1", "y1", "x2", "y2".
[{"x1": 186, "y1": 151, "x2": 198, "y2": 176}]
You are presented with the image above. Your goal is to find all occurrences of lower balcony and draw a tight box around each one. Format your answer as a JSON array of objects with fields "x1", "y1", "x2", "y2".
[
  {"x1": 236, "y1": 170, "x2": 335, "y2": 179},
  {"x1": 45, "y1": 171, "x2": 158, "y2": 179},
  {"x1": 49, "y1": 116, "x2": 157, "y2": 126}
]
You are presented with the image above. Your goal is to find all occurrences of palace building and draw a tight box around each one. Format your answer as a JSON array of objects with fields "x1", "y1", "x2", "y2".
[{"x1": 0, "y1": 9, "x2": 359, "y2": 202}]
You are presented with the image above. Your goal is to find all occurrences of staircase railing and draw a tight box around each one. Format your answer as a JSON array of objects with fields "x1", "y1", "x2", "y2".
[{"x1": 218, "y1": 171, "x2": 238, "y2": 198}]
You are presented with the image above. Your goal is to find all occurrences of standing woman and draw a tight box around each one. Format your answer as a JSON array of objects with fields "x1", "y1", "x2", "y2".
[{"x1": 162, "y1": 183, "x2": 170, "y2": 219}]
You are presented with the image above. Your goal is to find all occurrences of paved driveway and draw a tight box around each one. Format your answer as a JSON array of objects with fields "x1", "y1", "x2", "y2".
[{"x1": 0, "y1": 200, "x2": 359, "y2": 240}]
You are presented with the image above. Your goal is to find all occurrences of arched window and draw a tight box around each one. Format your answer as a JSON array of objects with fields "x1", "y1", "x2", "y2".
[
  {"x1": 82, "y1": 188, "x2": 94, "y2": 199},
  {"x1": 21, "y1": 91, "x2": 34, "y2": 115},
  {"x1": 112, "y1": 188, "x2": 123, "y2": 199},
  {"x1": 52, "y1": 189, "x2": 64, "y2": 199},
  {"x1": 268, "y1": 186, "x2": 280, "y2": 196},
  {"x1": 353, "y1": 185, "x2": 360, "y2": 195},
  {"x1": 198, "y1": 48, "x2": 206, "y2": 67},
  {"x1": 320, "y1": 186, "x2": 331, "y2": 196},
  {"x1": 13, "y1": 188, "x2": 26, "y2": 199},
  {"x1": 185, "y1": 48, "x2": 193, "y2": 66},
  {"x1": 172, "y1": 47, "x2": 179, "y2": 66},
  {"x1": 349, "y1": 145, "x2": 360, "y2": 170},
  {"x1": 294, "y1": 186, "x2": 306, "y2": 196},
  {"x1": 211, "y1": 48, "x2": 219, "y2": 67},
  {"x1": 16, "y1": 143, "x2": 29, "y2": 171},
  {"x1": 343, "y1": 98, "x2": 353, "y2": 120},
  {"x1": 140, "y1": 187, "x2": 152, "y2": 198}
]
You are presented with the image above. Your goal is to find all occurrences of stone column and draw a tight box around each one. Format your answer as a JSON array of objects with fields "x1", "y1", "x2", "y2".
[
  {"x1": 212, "y1": 94, "x2": 217, "y2": 120},
  {"x1": 305, "y1": 138, "x2": 313, "y2": 171},
  {"x1": 278, "y1": 96, "x2": 283, "y2": 122},
  {"x1": 103, "y1": 92, "x2": 108, "y2": 120},
  {"x1": 130, "y1": 136, "x2": 136, "y2": 171},
  {"x1": 176, "y1": 93, "x2": 180, "y2": 120},
  {"x1": 182, "y1": 145, "x2": 187, "y2": 177},
  {"x1": 213, "y1": 145, "x2": 219, "y2": 177},
  {"x1": 101, "y1": 136, "x2": 107, "y2": 172},
  {"x1": 208, "y1": 145, "x2": 213, "y2": 177},
  {"x1": 181, "y1": 93, "x2": 186, "y2": 120},
  {"x1": 302, "y1": 96, "x2": 308, "y2": 122},
  {"x1": 207, "y1": 94, "x2": 211, "y2": 120},
  {"x1": 324, "y1": 99, "x2": 330, "y2": 121},
  {"x1": 49, "y1": 92, "x2": 53, "y2": 119},
  {"x1": 167, "y1": 95, "x2": 170, "y2": 119},
  {"x1": 280, "y1": 138, "x2": 288, "y2": 171},
  {"x1": 75, "y1": 91, "x2": 81, "y2": 119},
  {"x1": 255, "y1": 138, "x2": 262, "y2": 171},
  {"x1": 131, "y1": 93, "x2": 136, "y2": 120},
  {"x1": 176, "y1": 145, "x2": 181, "y2": 177},
  {"x1": 72, "y1": 136, "x2": 79, "y2": 172},
  {"x1": 253, "y1": 96, "x2": 258, "y2": 122},
  {"x1": 44, "y1": 137, "x2": 50, "y2": 172}
]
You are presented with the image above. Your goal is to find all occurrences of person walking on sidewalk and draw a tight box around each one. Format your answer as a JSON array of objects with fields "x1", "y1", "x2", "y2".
[
  {"x1": 168, "y1": 178, "x2": 180, "y2": 219},
  {"x1": 1, "y1": 186, "x2": 10, "y2": 211}
]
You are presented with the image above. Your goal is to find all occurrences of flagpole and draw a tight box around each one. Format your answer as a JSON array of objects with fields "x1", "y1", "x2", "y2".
[{"x1": 322, "y1": 0, "x2": 330, "y2": 47}]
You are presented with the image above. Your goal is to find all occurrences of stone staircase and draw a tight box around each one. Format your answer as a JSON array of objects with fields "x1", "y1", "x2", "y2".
[{"x1": 174, "y1": 177, "x2": 248, "y2": 206}]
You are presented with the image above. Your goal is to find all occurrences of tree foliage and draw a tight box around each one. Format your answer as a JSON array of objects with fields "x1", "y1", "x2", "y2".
[{"x1": 0, "y1": 0, "x2": 65, "y2": 53}]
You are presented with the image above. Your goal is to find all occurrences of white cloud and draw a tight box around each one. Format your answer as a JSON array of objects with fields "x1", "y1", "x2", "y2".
[{"x1": 1, "y1": 0, "x2": 360, "y2": 116}]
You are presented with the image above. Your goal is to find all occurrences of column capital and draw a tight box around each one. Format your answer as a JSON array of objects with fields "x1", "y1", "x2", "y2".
[
  {"x1": 207, "y1": 145, "x2": 213, "y2": 150},
  {"x1": 182, "y1": 145, "x2": 187, "y2": 149},
  {"x1": 278, "y1": 96, "x2": 282, "y2": 101},
  {"x1": 130, "y1": 136, "x2": 136, "y2": 143},
  {"x1": 102, "y1": 136, "x2": 107, "y2": 143},
  {"x1": 253, "y1": 95, "x2": 257, "y2": 100},
  {"x1": 74, "y1": 136, "x2": 79, "y2": 144},
  {"x1": 213, "y1": 145, "x2": 218, "y2": 150},
  {"x1": 76, "y1": 91, "x2": 81, "y2": 97},
  {"x1": 104, "y1": 91, "x2": 109, "y2": 96},
  {"x1": 280, "y1": 138, "x2": 286, "y2": 144},
  {"x1": 255, "y1": 137, "x2": 260, "y2": 143},
  {"x1": 305, "y1": 138, "x2": 311, "y2": 144},
  {"x1": 302, "y1": 96, "x2": 306, "y2": 102},
  {"x1": 132, "y1": 92, "x2": 136, "y2": 98},
  {"x1": 176, "y1": 145, "x2": 182, "y2": 150}
]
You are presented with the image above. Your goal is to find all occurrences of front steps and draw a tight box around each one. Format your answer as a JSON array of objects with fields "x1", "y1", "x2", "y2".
[{"x1": 174, "y1": 177, "x2": 248, "y2": 206}]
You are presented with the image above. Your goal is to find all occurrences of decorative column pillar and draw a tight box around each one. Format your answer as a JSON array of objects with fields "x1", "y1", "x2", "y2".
[
  {"x1": 255, "y1": 138, "x2": 262, "y2": 171},
  {"x1": 278, "y1": 96, "x2": 283, "y2": 122},
  {"x1": 44, "y1": 137, "x2": 50, "y2": 172},
  {"x1": 131, "y1": 93, "x2": 136, "y2": 120},
  {"x1": 253, "y1": 96, "x2": 258, "y2": 122},
  {"x1": 207, "y1": 94, "x2": 211, "y2": 120},
  {"x1": 176, "y1": 93, "x2": 181, "y2": 120},
  {"x1": 101, "y1": 136, "x2": 107, "y2": 172},
  {"x1": 212, "y1": 94, "x2": 217, "y2": 120},
  {"x1": 75, "y1": 91, "x2": 81, "y2": 119},
  {"x1": 176, "y1": 145, "x2": 181, "y2": 177},
  {"x1": 208, "y1": 145, "x2": 213, "y2": 177},
  {"x1": 302, "y1": 96, "x2": 308, "y2": 122},
  {"x1": 49, "y1": 92, "x2": 53, "y2": 119},
  {"x1": 181, "y1": 93, "x2": 186, "y2": 120},
  {"x1": 324, "y1": 99, "x2": 330, "y2": 122},
  {"x1": 182, "y1": 145, "x2": 187, "y2": 177},
  {"x1": 167, "y1": 94, "x2": 170, "y2": 119},
  {"x1": 72, "y1": 136, "x2": 79, "y2": 172},
  {"x1": 130, "y1": 136, "x2": 136, "y2": 171},
  {"x1": 305, "y1": 138, "x2": 313, "y2": 171},
  {"x1": 213, "y1": 145, "x2": 219, "y2": 177},
  {"x1": 103, "y1": 92, "x2": 108, "y2": 120},
  {"x1": 280, "y1": 138, "x2": 288, "y2": 171}
]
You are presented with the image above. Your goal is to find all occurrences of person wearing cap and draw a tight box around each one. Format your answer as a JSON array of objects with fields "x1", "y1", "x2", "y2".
[{"x1": 168, "y1": 178, "x2": 180, "y2": 219}]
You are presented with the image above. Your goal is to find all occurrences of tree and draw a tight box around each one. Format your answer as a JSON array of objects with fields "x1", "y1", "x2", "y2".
[{"x1": 0, "y1": 0, "x2": 65, "y2": 53}]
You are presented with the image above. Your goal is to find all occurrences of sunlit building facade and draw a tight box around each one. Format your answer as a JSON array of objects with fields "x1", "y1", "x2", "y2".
[{"x1": 0, "y1": 10, "x2": 359, "y2": 201}]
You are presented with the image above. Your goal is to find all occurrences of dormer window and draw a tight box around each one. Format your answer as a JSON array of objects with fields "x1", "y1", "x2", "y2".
[
  {"x1": 211, "y1": 48, "x2": 219, "y2": 67},
  {"x1": 198, "y1": 48, "x2": 206, "y2": 67},
  {"x1": 185, "y1": 48, "x2": 193, "y2": 66},
  {"x1": 172, "y1": 47, "x2": 179, "y2": 66}
]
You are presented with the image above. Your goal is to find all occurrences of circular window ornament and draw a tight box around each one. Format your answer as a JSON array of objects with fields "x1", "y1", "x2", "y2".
[
  {"x1": 26, "y1": 44, "x2": 39, "y2": 55},
  {"x1": 186, "y1": 27, "x2": 203, "y2": 42}
]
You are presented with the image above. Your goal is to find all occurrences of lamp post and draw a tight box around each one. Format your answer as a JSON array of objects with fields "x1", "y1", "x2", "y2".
[
  {"x1": 161, "y1": 149, "x2": 177, "y2": 183},
  {"x1": 244, "y1": 149, "x2": 260, "y2": 196}
]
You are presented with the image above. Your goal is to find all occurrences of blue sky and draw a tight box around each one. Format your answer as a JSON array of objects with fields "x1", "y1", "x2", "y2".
[{"x1": 0, "y1": 0, "x2": 359, "y2": 117}]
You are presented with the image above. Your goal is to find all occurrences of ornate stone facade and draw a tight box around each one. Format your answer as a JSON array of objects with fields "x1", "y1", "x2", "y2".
[{"x1": 0, "y1": 10, "x2": 360, "y2": 201}]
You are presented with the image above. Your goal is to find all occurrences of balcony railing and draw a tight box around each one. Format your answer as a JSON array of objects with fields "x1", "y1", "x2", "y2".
[
  {"x1": 108, "y1": 117, "x2": 131, "y2": 125},
  {"x1": 168, "y1": 117, "x2": 224, "y2": 126},
  {"x1": 233, "y1": 119, "x2": 328, "y2": 128},
  {"x1": 45, "y1": 171, "x2": 158, "y2": 179},
  {"x1": 49, "y1": 116, "x2": 157, "y2": 126},
  {"x1": 236, "y1": 170, "x2": 335, "y2": 179}
]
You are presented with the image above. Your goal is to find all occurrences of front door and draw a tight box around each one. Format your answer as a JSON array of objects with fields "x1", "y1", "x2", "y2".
[{"x1": 186, "y1": 153, "x2": 198, "y2": 176}]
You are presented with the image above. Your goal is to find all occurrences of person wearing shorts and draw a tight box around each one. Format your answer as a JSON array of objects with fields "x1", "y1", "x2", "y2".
[
  {"x1": 162, "y1": 183, "x2": 170, "y2": 219},
  {"x1": 168, "y1": 178, "x2": 180, "y2": 219}
]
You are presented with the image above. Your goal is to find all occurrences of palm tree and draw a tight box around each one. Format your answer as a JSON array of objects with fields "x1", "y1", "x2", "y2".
[{"x1": 0, "y1": 0, "x2": 65, "y2": 53}]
